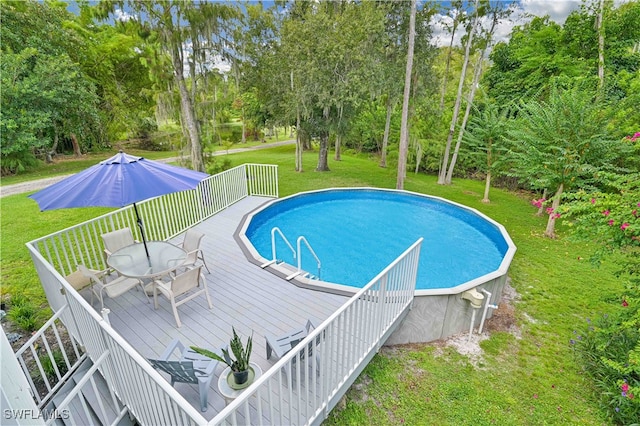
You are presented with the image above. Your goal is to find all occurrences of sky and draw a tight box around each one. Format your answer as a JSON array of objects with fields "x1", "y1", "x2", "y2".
[
  {"x1": 430, "y1": 0, "x2": 584, "y2": 48},
  {"x1": 84, "y1": 0, "x2": 629, "y2": 71},
  {"x1": 105, "y1": 1, "x2": 589, "y2": 49},
  {"x1": 431, "y1": 0, "x2": 634, "y2": 48}
]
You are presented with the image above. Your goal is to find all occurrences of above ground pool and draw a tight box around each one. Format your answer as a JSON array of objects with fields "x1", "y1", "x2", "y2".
[{"x1": 237, "y1": 188, "x2": 514, "y2": 294}]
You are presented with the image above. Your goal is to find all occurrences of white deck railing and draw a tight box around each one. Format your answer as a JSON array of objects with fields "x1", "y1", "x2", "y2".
[
  {"x1": 14, "y1": 304, "x2": 84, "y2": 409},
  {"x1": 28, "y1": 164, "x2": 278, "y2": 279},
  {"x1": 211, "y1": 238, "x2": 422, "y2": 426},
  {"x1": 22, "y1": 163, "x2": 421, "y2": 426},
  {"x1": 25, "y1": 164, "x2": 278, "y2": 425}
]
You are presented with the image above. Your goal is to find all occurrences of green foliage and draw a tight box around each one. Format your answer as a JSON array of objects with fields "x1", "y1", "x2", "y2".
[
  {"x1": 0, "y1": 1, "x2": 104, "y2": 174},
  {"x1": 7, "y1": 294, "x2": 43, "y2": 332},
  {"x1": 484, "y1": 2, "x2": 640, "y2": 110},
  {"x1": 191, "y1": 327, "x2": 252, "y2": 372},
  {"x1": 561, "y1": 166, "x2": 640, "y2": 424},
  {"x1": 504, "y1": 84, "x2": 622, "y2": 193},
  {"x1": 203, "y1": 151, "x2": 232, "y2": 176},
  {"x1": 484, "y1": 16, "x2": 588, "y2": 104},
  {"x1": 571, "y1": 294, "x2": 640, "y2": 424},
  {"x1": 345, "y1": 101, "x2": 396, "y2": 153},
  {"x1": 40, "y1": 350, "x2": 69, "y2": 382},
  {"x1": 462, "y1": 103, "x2": 509, "y2": 174},
  {"x1": 561, "y1": 171, "x2": 640, "y2": 260}
]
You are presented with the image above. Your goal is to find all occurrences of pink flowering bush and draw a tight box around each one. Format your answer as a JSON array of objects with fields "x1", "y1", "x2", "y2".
[
  {"x1": 530, "y1": 197, "x2": 567, "y2": 222},
  {"x1": 572, "y1": 304, "x2": 640, "y2": 423},
  {"x1": 564, "y1": 171, "x2": 640, "y2": 423},
  {"x1": 625, "y1": 132, "x2": 640, "y2": 142},
  {"x1": 530, "y1": 198, "x2": 546, "y2": 209}
]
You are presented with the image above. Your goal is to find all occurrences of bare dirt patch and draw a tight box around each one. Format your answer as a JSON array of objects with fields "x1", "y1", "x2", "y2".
[{"x1": 444, "y1": 280, "x2": 520, "y2": 363}]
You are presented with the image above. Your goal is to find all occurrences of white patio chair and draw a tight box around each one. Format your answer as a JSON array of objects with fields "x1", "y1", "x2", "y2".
[
  {"x1": 178, "y1": 228, "x2": 210, "y2": 273},
  {"x1": 78, "y1": 264, "x2": 147, "y2": 309},
  {"x1": 152, "y1": 266, "x2": 213, "y2": 328},
  {"x1": 148, "y1": 339, "x2": 219, "y2": 412},
  {"x1": 265, "y1": 319, "x2": 320, "y2": 384},
  {"x1": 101, "y1": 228, "x2": 137, "y2": 260}
]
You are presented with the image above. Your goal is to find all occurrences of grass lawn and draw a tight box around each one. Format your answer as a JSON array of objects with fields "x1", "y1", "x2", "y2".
[{"x1": 1, "y1": 144, "x2": 620, "y2": 424}]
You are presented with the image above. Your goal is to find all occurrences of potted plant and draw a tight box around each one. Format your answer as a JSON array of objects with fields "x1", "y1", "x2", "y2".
[{"x1": 191, "y1": 327, "x2": 253, "y2": 386}]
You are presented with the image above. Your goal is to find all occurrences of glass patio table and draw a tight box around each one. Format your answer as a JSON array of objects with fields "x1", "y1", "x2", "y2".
[{"x1": 107, "y1": 241, "x2": 187, "y2": 280}]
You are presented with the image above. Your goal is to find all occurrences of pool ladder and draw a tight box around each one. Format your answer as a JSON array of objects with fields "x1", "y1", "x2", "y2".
[{"x1": 260, "y1": 227, "x2": 321, "y2": 280}]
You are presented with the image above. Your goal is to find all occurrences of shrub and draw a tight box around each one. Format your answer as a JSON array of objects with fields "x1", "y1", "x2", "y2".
[
  {"x1": 563, "y1": 169, "x2": 640, "y2": 424},
  {"x1": 571, "y1": 285, "x2": 640, "y2": 424},
  {"x1": 7, "y1": 295, "x2": 42, "y2": 332},
  {"x1": 39, "y1": 350, "x2": 69, "y2": 382}
]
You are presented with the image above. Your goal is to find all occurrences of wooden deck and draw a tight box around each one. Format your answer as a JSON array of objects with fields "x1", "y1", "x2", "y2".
[{"x1": 77, "y1": 196, "x2": 348, "y2": 420}]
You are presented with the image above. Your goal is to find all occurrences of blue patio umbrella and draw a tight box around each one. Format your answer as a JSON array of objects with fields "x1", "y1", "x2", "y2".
[{"x1": 29, "y1": 151, "x2": 209, "y2": 260}]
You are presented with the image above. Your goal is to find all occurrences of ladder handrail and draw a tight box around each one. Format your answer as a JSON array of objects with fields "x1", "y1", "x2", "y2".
[
  {"x1": 271, "y1": 227, "x2": 296, "y2": 261},
  {"x1": 297, "y1": 236, "x2": 321, "y2": 278}
]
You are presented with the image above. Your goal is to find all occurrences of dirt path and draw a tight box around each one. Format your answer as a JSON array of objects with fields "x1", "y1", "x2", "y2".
[{"x1": 0, "y1": 140, "x2": 294, "y2": 198}]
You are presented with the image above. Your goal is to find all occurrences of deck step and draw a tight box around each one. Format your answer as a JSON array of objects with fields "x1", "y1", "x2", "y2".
[
  {"x1": 47, "y1": 358, "x2": 134, "y2": 426},
  {"x1": 260, "y1": 259, "x2": 277, "y2": 268},
  {"x1": 285, "y1": 271, "x2": 303, "y2": 280}
]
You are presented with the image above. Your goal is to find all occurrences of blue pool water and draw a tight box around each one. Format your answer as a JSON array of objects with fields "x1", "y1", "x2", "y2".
[{"x1": 244, "y1": 189, "x2": 509, "y2": 290}]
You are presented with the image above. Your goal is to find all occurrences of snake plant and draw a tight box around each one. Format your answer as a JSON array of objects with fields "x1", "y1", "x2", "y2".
[{"x1": 191, "y1": 327, "x2": 252, "y2": 372}]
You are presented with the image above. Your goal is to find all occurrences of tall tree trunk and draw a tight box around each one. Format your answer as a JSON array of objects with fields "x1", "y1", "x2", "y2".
[
  {"x1": 212, "y1": 84, "x2": 218, "y2": 144},
  {"x1": 482, "y1": 139, "x2": 493, "y2": 203},
  {"x1": 47, "y1": 127, "x2": 59, "y2": 163},
  {"x1": 544, "y1": 183, "x2": 564, "y2": 238},
  {"x1": 439, "y1": 14, "x2": 459, "y2": 111},
  {"x1": 241, "y1": 107, "x2": 247, "y2": 144},
  {"x1": 597, "y1": 0, "x2": 605, "y2": 90},
  {"x1": 172, "y1": 43, "x2": 204, "y2": 172},
  {"x1": 438, "y1": 0, "x2": 478, "y2": 185},
  {"x1": 379, "y1": 96, "x2": 393, "y2": 168},
  {"x1": 296, "y1": 118, "x2": 303, "y2": 172},
  {"x1": 482, "y1": 171, "x2": 492, "y2": 203},
  {"x1": 334, "y1": 104, "x2": 343, "y2": 161},
  {"x1": 70, "y1": 133, "x2": 81, "y2": 157},
  {"x1": 414, "y1": 137, "x2": 422, "y2": 174},
  {"x1": 445, "y1": 52, "x2": 484, "y2": 184},
  {"x1": 316, "y1": 107, "x2": 330, "y2": 171},
  {"x1": 292, "y1": 70, "x2": 303, "y2": 172},
  {"x1": 396, "y1": 0, "x2": 416, "y2": 190},
  {"x1": 234, "y1": 65, "x2": 246, "y2": 145}
]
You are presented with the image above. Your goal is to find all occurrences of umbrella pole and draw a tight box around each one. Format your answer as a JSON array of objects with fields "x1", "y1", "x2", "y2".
[{"x1": 133, "y1": 203, "x2": 151, "y2": 265}]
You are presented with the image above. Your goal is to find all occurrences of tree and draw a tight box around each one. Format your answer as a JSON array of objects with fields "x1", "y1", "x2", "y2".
[
  {"x1": 97, "y1": 1, "x2": 239, "y2": 172},
  {"x1": 277, "y1": 1, "x2": 387, "y2": 172},
  {"x1": 463, "y1": 103, "x2": 509, "y2": 203},
  {"x1": 443, "y1": 0, "x2": 513, "y2": 184},
  {"x1": 396, "y1": 0, "x2": 416, "y2": 189},
  {"x1": 69, "y1": 5, "x2": 155, "y2": 143},
  {"x1": 484, "y1": 16, "x2": 587, "y2": 105},
  {"x1": 1, "y1": 1, "x2": 102, "y2": 174},
  {"x1": 437, "y1": 0, "x2": 479, "y2": 185},
  {"x1": 596, "y1": 0, "x2": 605, "y2": 89},
  {"x1": 438, "y1": 0, "x2": 466, "y2": 111},
  {"x1": 504, "y1": 85, "x2": 624, "y2": 238}
]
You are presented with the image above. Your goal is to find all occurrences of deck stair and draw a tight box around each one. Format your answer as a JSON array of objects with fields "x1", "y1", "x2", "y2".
[{"x1": 46, "y1": 357, "x2": 133, "y2": 426}]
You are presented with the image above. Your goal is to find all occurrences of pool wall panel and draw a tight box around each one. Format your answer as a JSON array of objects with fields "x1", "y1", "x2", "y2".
[{"x1": 385, "y1": 274, "x2": 508, "y2": 344}]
